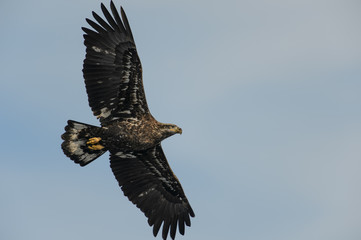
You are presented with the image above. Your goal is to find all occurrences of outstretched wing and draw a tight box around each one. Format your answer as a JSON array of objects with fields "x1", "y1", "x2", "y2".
[
  {"x1": 82, "y1": 1, "x2": 149, "y2": 124},
  {"x1": 109, "y1": 144, "x2": 195, "y2": 240}
]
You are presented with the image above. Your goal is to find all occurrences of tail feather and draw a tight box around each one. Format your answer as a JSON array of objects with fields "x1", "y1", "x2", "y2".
[{"x1": 61, "y1": 120, "x2": 106, "y2": 166}]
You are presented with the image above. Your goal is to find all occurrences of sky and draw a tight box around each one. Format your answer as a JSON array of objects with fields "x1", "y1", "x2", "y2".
[{"x1": 1, "y1": 0, "x2": 361, "y2": 239}]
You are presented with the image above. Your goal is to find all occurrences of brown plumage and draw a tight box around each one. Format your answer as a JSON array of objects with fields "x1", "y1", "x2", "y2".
[{"x1": 61, "y1": 2, "x2": 194, "y2": 240}]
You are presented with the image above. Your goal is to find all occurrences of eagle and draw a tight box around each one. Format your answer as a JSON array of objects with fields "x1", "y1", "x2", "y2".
[{"x1": 61, "y1": 2, "x2": 194, "y2": 240}]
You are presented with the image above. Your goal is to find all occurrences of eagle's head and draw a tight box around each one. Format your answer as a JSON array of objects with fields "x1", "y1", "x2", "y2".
[{"x1": 160, "y1": 123, "x2": 182, "y2": 139}]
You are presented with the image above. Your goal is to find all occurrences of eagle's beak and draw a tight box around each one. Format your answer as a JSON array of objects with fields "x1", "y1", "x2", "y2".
[{"x1": 172, "y1": 127, "x2": 182, "y2": 135}]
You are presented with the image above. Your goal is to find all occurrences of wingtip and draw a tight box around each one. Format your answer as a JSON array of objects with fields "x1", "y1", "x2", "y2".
[
  {"x1": 120, "y1": 6, "x2": 126, "y2": 20},
  {"x1": 120, "y1": 7, "x2": 126, "y2": 21},
  {"x1": 85, "y1": 18, "x2": 92, "y2": 25},
  {"x1": 101, "y1": 2, "x2": 109, "y2": 15},
  {"x1": 92, "y1": 10, "x2": 99, "y2": 19},
  {"x1": 119, "y1": 5, "x2": 134, "y2": 39},
  {"x1": 162, "y1": 218, "x2": 170, "y2": 240},
  {"x1": 81, "y1": 27, "x2": 88, "y2": 33},
  {"x1": 110, "y1": 0, "x2": 117, "y2": 11},
  {"x1": 153, "y1": 219, "x2": 162, "y2": 237},
  {"x1": 189, "y1": 206, "x2": 195, "y2": 218}
]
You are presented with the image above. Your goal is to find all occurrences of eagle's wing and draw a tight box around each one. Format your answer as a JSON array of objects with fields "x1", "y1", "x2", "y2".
[
  {"x1": 109, "y1": 144, "x2": 195, "y2": 240},
  {"x1": 82, "y1": 2, "x2": 149, "y2": 124}
]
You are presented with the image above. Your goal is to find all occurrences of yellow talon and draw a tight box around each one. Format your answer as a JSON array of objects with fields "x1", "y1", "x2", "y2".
[
  {"x1": 87, "y1": 137, "x2": 102, "y2": 145},
  {"x1": 86, "y1": 137, "x2": 104, "y2": 150},
  {"x1": 88, "y1": 144, "x2": 105, "y2": 150}
]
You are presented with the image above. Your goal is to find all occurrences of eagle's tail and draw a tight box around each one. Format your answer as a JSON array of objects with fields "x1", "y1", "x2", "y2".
[{"x1": 61, "y1": 120, "x2": 107, "y2": 166}]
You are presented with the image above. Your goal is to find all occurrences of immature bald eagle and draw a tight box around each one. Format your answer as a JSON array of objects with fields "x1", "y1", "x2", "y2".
[{"x1": 61, "y1": 2, "x2": 194, "y2": 240}]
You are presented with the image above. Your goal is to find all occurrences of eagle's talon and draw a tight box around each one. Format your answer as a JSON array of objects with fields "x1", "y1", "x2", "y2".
[
  {"x1": 87, "y1": 137, "x2": 102, "y2": 145},
  {"x1": 88, "y1": 144, "x2": 105, "y2": 150}
]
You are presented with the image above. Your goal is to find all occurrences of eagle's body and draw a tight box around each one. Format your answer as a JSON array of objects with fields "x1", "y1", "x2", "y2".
[
  {"x1": 61, "y1": 2, "x2": 194, "y2": 240},
  {"x1": 94, "y1": 116, "x2": 181, "y2": 151}
]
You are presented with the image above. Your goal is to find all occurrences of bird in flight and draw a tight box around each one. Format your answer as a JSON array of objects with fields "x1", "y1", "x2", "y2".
[{"x1": 61, "y1": 1, "x2": 194, "y2": 239}]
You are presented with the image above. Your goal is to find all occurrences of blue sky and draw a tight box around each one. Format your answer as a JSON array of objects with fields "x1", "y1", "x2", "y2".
[{"x1": 1, "y1": 0, "x2": 361, "y2": 239}]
